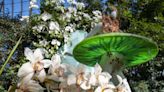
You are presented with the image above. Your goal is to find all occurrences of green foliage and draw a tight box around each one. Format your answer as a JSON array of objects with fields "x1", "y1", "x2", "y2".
[
  {"x1": 126, "y1": 19, "x2": 164, "y2": 53},
  {"x1": 0, "y1": 36, "x2": 22, "y2": 75},
  {"x1": 0, "y1": 17, "x2": 31, "y2": 90}
]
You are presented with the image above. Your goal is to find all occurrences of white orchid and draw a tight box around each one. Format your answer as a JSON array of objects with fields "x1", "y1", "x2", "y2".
[
  {"x1": 17, "y1": 48, "x2": 52, "y2": 82},
  {"x1": 16, "y1": 80, "x2": 44, "y2": 92},
  {"x1": 41, "y1": 12, "x2": 52, "y2": 21},
  {"x1": 67, "y1": 64, "x2": 91, "y2": 90},
  {"x1": 76, "y1": 2, "x2": 85, "y2": 10},
  {"x1": 115, "y1": 77, "x2": 132, "y2": 92},
  {"x1": 48, "y1": 54, "x2": 68, "y2": 82},
  {"x1": 94, "y1": 75, "x2": 130, "y2": 92}
]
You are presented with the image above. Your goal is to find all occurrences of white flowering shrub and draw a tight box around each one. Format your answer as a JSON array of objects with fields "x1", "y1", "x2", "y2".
[
  {"x1": 16, "y1": 0, "x2": 131, "y2": 92},
  {"x1": 29, "y1": 0, "x2": 102, "y2": 58}
]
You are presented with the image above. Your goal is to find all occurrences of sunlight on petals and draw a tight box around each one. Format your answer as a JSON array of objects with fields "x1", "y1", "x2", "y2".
[
  {"x1": 80, "y1": 81, "x2": 91, "y2": 90},
  {"x1": 98, "y1": 72, "x2": 112, "y2": 86},
  {"x1": 41, "y1": 12, "x2": 52, "y2": 21},
  {"x1": 17, "y1": 62, "x2": 34, "y2": 78},
  {"x1": 40, "y1": 59, "x2": 52, "y2": 68},
  {"x1": 67, "y1": 74, "x2": 76, "y2": 85},
  {"x1": 37, "y1": 69, "x2": 46, "y2": 82},
  {"x1": 33, "y1": 48, "x2": 44, "y2": 63},
  {"x1": 24, "y1": 48, "x2": 35, "y2": 62}
]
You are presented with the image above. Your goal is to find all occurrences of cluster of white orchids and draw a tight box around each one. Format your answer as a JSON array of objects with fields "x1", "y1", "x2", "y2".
[{"x1": 16, "y1": 47, "x2": 130, "y2": 92}]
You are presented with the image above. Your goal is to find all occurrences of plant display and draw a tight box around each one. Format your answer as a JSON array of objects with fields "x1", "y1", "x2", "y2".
[
  {"x1": 73, "y1": 33, "x2": 158, "y2": 91},
  {"x1": 13, "y1": 0, "x2": 135, "y2": 92},
  {"x1": 0, "y1": 0, "x2": 162, "y2": 92}
]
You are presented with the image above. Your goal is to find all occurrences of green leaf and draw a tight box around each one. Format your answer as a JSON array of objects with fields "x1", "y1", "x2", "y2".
[
  {"x1": 0, "y1": 36, "x2": 22, "y2": 76},
  {"x1": 73, "y1": 33, "x2": 158, "y2": 67}
]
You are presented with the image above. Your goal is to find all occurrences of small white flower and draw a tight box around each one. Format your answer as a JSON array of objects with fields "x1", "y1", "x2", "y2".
[
  {"x1": 83, "y1": 13, "x2": 91, "y2": 20},
  {"x1": 65, "y1": 13, "x2": 71, "y2": 18},
  {"x1": 49, "y1": 21, "x2": 60, "y2": 31},
  {"x1": 39, "y1": 39, "x2": 48, "y2": 47},
  {"x1": 48, "y1": 54, "x2": 67, "y2": 82},
  {"x1": 51, "y1": 39, "x2": 61, "y2": 46},
  {"x1": 65, "y1": 26, "x2": 73, "y2": 32},
  {"x1": 67, "y1": 0, "x2": 76, "y2": 4},
  {"x1": 16, "y1": 80, "x2": 44, "y2": 92},
  {"x1": 20, "y1": 16, "x2": 29, "y2": 22},
  {"x1": 17, "y1": 48, "x2": 52, "y2": 82},
  {"x1": 32, "y1": 25, "x2": 44, "y2": 33},
  {"x1": 29, "y1": 0, "x2": 39, "y2": 9},
  {"x1": 76, "y1": 2, "x2": 85, "y2": 10},
  {"x1": 92, "y1": 10, "x2": 102, "y2": 17},
  {"x1": 67, "y1": 64, "x2": 91, "y2": 90},
  {"x1": 88, "y1": 64, "x2": 112, "y2": 87},
  {"x1": 68, "y1": 7, "x2": 77, "y2": 13},
  {"x1": 55, "y1": 6, "x2": 65, "y2": 13},
  {"x1": 41, "y1": 12, "x2": 52, "y2": 21}
]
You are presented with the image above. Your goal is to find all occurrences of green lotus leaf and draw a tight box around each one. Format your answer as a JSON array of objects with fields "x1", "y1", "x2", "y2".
[{"x1": 73, "y1": 33, "x2": 158, "y2": 67}]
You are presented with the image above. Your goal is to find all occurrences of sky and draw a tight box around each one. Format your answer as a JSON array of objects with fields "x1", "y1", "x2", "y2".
[
  {"x1": 0, "y1": 0, "x2": 108, "y2": 17},
  {"x1": 0, "y1": 0, "x2": 40, "y2": 17}
]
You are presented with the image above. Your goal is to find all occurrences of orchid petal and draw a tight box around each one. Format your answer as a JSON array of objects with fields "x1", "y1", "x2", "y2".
[
  {"x1": 98, "y1": 72, "x2": 111, "y2": 86},
  {"x1": 94, "y1": 63, "x2": 102, "y2": 74},
  {"x1": 34, "y1": 48, "x2": 44, "y2": 63},
  {"x1": 37, "y1": 69, "x2": 46, "y2": 82},
  {"x1": 80, "y1": 81, "x2": 91, "y2": 90},
  {"x1": 51, "y1": 54, "x2": 61, "y2": 65},
  {"x1": 40, "y1": 59, "x2": 52, "y2": 68},
  {"x1": 22, "y1": 72, "x2": 34, "y2": 83},
  {"x1": 67, "y1": 74, "x2": 76, "y2": 85},
  {"x1": 94, "y1": 86, "x2": 102, "y2": 92},
  {"x1": 116, "y1": 75, "x2": 123, "y2": 86},
  {"x1": 24, "y1": 48, "x2": 35, "y2": 62},
  {"x1": 89, "y1": 74, "x2": 97, "y2": 86},
  {"x1": 17, "y1": 62, "x2": 34, "y2": 78}
]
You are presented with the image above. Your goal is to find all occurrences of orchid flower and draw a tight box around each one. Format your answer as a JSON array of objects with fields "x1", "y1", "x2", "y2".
[
  {"x1": 17, "y1": 48, "x2": 52, "y2": 82},
  {"x1": 67, "y1": 64, "x2": 91, "y2": 90},
  {"x1": 94, "y1": 75, "x2": 129, "y2": 92},
  {"x1": 48, "y1": 54, "x2": 68, "y2": 82}
]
